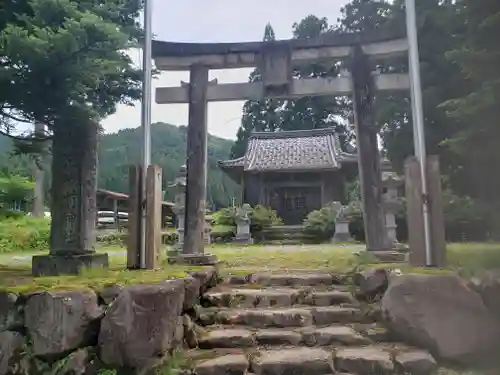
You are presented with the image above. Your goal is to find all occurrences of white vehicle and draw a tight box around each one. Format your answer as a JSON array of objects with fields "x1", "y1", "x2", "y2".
[{"x1": 97, "y1": 211, "x2": 128, "y2": 225}]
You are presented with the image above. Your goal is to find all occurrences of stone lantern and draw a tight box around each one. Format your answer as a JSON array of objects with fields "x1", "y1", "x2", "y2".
[
  {"x1": 204, "y1": 215, "x2": 212, "y2": 245},
  {"x1": 170, "y1": 165, "x2": 187, "y2": 250},
  {"x1": 382, "y1": 171, "x2": 404, "y2": 246},
  {"x1": 234, "y1": 203, "x2": 253, "y2": 244},
  {"x1": 332, "y1": 204, "x2": 354, "y2": 243}
]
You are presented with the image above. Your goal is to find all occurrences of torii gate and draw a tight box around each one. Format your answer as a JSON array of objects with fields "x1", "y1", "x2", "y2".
[{"x1": 151, "y1": 30, "x2": 411, "y2": 265}]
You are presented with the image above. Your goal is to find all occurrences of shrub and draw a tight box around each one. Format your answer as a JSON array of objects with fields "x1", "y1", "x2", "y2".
[
  {"x1": 212, "y1": 207, "x2": 238, "y2": 227},
  {"x1": 95, "y1": 231, "x2": 180, "y2": 247},
  {"x1": 303, "y1": 202, "x2": 342, "y2": 243},
  {"x1": 96, "y1": 232, "x2": 127, "y2": 247},
  {"x1": 211, "y1": 225, "x2": 235, "y2": 243},
  {"x1": 212, "y1": 205, "x2": 282, "y2": 242},
  {"x1": 346, "y1": 206, "x2": 365, "y2": 242},
  {"x1": 0, "y1": 216, "x2": 50, "y2": 253},
  {"x1": 250, "y1": 205, "x2": 282, "y2": 232}
]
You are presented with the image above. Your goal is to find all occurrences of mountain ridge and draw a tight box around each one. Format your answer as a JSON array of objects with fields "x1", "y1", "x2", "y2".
[{"x1": 0, "y1": 122, "x2": 240, "y2": 208}]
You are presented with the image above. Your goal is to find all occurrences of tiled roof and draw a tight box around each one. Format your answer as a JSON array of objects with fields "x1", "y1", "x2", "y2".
[{"x1": 219, "y1": 128, "x2": 356, "y2": 172}]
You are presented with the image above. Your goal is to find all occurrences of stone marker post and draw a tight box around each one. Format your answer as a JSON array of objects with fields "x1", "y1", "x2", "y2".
[
  {"x1": 32, "y1": 121, "x2": 109, "y2": 276},
  {"x1": 32, "y1": 122, "x2": 46, "y2": 218},
  {"x1": 145, "y1": 165, "x2": 162, "y2": 269},
  {"x1": 405, "y1": 156, "x2": 446, "y2": 267}
]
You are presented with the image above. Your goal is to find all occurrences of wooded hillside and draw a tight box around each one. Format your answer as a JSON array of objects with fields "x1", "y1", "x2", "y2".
[{"x1": 0, "y1": 123, "x2": 240, "y2": 208}]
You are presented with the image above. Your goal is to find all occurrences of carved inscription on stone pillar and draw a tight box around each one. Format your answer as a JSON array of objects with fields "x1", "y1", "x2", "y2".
[{"x1": 50, "y1": 122, "x2": 98, "y2": 256}]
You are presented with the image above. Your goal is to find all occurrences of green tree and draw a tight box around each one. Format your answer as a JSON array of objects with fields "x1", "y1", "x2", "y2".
[
  {"x1": 279, "y1": 15, "x2": 352, "y2": 146},
  {"x1": 441, "y1": 0, "x2": 500, "y2": 234},
  {"x1": 443, "y1": 0, "x2": 500, "y2": 199},
  {"x1": 0, "y1": 175, "x2": 34, "y2": 210},
  {"x1": 337, "y1": 0, "x2": 469, "y2": 181},
  {"x1": 0, "y1": 0, "x2": 142, "y2": 256}
]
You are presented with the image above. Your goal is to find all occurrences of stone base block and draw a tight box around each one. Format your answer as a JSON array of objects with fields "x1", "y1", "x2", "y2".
[
  {"x1": 168, "y1": 253, "x2": 218, "y2": 266},
  {"x1": 370, "y1": 251, "x2": 407, "y2": 263},
  {"x1": 392, "y1": 243, "x2": 410, "y2": 252},
  {"x1": 233, "y1": 235, "x2": 254, "y2": 245},
  {"x1": 331, "y1": 232, "x2": 353, "y2": 243},
  {"x1": 32, "y1": 253, "x2": 109, "y2": 277}
]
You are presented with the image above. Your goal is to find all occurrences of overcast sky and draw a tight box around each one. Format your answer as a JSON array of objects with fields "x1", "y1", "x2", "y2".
[{"x1": 101, "y1": 0, "x2": 350, "y2": 140}]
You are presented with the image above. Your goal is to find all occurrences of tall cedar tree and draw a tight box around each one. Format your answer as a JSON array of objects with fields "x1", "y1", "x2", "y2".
[
  {"x1": 442, "y1": 0, "x2": 500, "y2": 230},
  {"x1": 0, "y1": 0, "x2": 142, "y2": 138},
  {"x1": 0, "y1": 0, "x2": 143, "y2": 252}
]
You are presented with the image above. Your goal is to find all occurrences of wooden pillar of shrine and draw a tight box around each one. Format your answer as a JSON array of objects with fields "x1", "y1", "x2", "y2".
[{"x1": 350, "y1": 46, "x2": 389, "y2": 252}]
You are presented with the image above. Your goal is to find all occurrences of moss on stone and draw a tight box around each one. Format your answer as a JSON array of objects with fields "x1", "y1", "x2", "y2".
[{"x1": 0, "y1": 264, "x2": 206, "y2": 294}]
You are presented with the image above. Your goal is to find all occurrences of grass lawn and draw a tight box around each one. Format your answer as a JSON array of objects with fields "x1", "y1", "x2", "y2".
[{"x1": 1, "y1": 242, "x2": 500, "y2": 293}]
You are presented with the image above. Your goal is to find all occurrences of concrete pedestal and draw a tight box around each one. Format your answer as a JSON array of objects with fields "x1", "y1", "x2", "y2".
[
  {"x1": 234, "y1": 218, "x2": 253, "y2": 244},
  {"x1": 233, "y1": 235, "x2": 254, "y2": 244},
  {"x1": 167, "y1": 253, "x2": 217, "y2": 266},
  {"x1": 32, "y1": 253, "x2": 109, "y2": 277},
  {"x1": 332, "y1": 220, "x2": 353, "y2": 243},
  {"x1": 370, "y1": 251, "x2": 407, "y2": 263}
]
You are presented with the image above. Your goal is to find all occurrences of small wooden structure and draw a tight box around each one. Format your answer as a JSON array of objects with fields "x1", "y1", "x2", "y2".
[
  {"x1": 96, "y1": 188, "x2": 174, "y2": 229},
  {"x1": 219, "y1": 128, "x2": 357, "y2": 225}
]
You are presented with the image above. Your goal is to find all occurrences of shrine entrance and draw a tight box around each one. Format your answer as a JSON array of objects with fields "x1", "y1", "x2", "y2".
[{"x1": 151, "y1": 30, "x2": 411, "y2": 264}]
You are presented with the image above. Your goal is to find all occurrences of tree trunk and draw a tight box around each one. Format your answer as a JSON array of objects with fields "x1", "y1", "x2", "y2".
[{"x1": 49, "y1": 121, "x2": 98, "y2": 255}]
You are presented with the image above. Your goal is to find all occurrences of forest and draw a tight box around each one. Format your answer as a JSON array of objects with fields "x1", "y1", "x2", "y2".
[{"x1": 0, "y1": 123, "x2": 240, "y2": 208}]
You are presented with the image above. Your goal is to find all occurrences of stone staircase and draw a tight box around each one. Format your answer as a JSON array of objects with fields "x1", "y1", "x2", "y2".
[{"x1": 184, "y1": 271, "x2": 437, "y2": 375}]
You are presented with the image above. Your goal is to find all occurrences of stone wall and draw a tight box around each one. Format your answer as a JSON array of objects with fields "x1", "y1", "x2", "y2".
[{"x1": 0, "y1": 268, "x2": 219, "y2": 375}]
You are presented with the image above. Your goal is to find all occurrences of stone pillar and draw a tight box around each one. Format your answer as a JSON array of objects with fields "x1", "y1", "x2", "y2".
[
  {"x1": 145, "y1": 165, "x2": 162, "y2": 269},
  {"x1": 350, "y1": 46, "x2": 388, "y2": 252},
  {"x1": 177, "y1": 65, "x2": 216, "y2": 265},
  {"x1": 32, "y1": 122, "x2": 46, "y2": 217},
  {"x1": 32, "y1": 121, "x2": 108, "y2": 276},
  {"x1": 405, "y1": 156, "x2": 446, "y2": 267}
]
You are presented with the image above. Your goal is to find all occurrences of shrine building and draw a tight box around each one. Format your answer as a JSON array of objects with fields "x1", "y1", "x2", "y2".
[{"x1": 218, "y1": 128, "x2": 358, "y2": 225}]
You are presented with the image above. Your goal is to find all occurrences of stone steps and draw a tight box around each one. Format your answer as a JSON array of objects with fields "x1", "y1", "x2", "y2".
[
  {"x1": 199, "y1": 306, "x2": 373, "y2": 328},
  {"x1": 198, "y1": 326, "x2": 373, "y2": 349},
  {"x1": 203, "y1": 288, "x2": 356, "y2": 308},
  {"x1": 226, "y1": 272, "x2": 344, "y2": 287},
  {"x1": 191, "y1": 346, "x2": 437, "y2": 375},
  {"x1": 187, "y1": 271, "x2": 437, "y2": 375}
]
